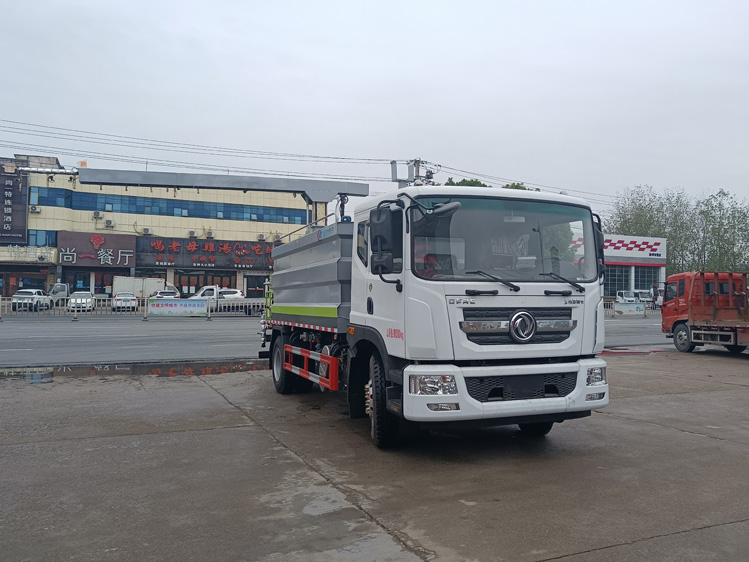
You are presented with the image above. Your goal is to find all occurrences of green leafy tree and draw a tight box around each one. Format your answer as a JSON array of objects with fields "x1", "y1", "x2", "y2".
[
  {"x1": 444, "y1": 177, "x2": 490, "y2": 187},
  {"x1": 606, "y1": 185, "x2": 749, "y2": 274}
]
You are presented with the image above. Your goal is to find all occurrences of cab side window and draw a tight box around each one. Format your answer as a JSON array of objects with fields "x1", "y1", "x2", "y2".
[
  {"x1": 356, "y1": 222, "x2": 368, "y2": 267},
  {"x1": 664, "y1": 283, "x2": 676, "y2": 303},
  {"x1": 677, "y1": 279, "x2": 685, "y2": 298}
]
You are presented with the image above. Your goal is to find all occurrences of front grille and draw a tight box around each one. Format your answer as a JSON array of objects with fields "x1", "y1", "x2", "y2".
[
  {"x1": 463, "y1": 307, "x2": 571, "y2": 321},
  {"x1": 464, "y1": 372, "x2": 577, "y2": 402},
  {"x1": 462, "y1": 307, "x2": 573, "y2": 345}
]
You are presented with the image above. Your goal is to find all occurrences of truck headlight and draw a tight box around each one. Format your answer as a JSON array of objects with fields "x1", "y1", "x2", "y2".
[
  {"x1": 409, "y1": 375, "x2": 458, "y2": 396},
  {"x1": 586, "y1": 367, "x2": 607, "y2": 386}
]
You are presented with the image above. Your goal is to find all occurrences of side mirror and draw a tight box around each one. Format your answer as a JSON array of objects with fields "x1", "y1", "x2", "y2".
[
  {"x1": 369, "y1": 208, "x2": 392, "y2": 252},
  {"x1": 592, "y1": 213, "x2": 606, "y2": 277},
  {"x1": 371, "y1": 252, "x2": 393, "y2": 275}
]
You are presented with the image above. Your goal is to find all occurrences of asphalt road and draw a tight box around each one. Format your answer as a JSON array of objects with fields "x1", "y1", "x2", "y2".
[
  {"x1": 0, "y1": 314, "x2": 672, "y2": 368},
  {"x1": 2, "y1": 350, "x2": 748, "y2": 561}
]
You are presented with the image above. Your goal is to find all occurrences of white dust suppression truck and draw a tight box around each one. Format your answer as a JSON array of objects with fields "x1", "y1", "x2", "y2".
[{"x1": 264, "y1": 185, "x2": 609, "y2": 448}]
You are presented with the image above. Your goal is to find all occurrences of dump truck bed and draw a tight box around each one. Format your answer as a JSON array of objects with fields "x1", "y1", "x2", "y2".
[{"x1": 270, "y1": 223, "x2": 353, "y2": 333}]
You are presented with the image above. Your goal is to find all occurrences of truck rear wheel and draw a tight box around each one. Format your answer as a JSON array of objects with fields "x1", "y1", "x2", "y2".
[
  {"x1": 272, "y1": 336, "x2": 295, "y2": 394},
  {"x1": 673, "y1": 324, "x2": 695, "y2": 353},
  {"x1": 368, "y1": 353, "x2": 398, "y2": 449},
  {"x1": 725, "y1": 345, "x2": 747, "y2": 354}
]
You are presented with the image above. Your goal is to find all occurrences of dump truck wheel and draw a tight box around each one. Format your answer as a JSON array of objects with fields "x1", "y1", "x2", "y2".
[
  {"x1": 518, "y1": 422, "x2": 554, "y2": 436},
  {"x1": 369, "y1": 353, "x2": 398, "y2": 449},
  {"x1": 725, "y1": 345, "x2": 747, "y2": 354},
  {"x1": 272, "y1": 337, "x2": 295, "y2": 394},
  {"x1": 673, "y1": 324, "x2": 695, "y2": 353}
]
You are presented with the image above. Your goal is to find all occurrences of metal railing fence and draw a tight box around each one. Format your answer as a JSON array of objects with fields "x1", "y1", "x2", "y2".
[{"x1": 0, "y1": 296, "x2": 264, "y2": 319}]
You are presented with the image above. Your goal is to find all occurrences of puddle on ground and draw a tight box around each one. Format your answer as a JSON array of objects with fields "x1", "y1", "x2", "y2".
[{"x1": 0, "y1": 359, "x2": 267, "y2": 383}]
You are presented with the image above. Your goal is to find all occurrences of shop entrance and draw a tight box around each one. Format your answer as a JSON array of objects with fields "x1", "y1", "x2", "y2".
[{"x1": 174, "y1": 270, "x2": 236, "y2": 297}]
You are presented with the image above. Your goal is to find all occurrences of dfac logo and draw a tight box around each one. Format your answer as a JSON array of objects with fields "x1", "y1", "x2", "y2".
[{"x1": 509, "y1": 310, "x2": 536, "y2": 343}]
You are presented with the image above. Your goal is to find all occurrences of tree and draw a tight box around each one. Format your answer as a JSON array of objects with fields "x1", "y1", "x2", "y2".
[
  {"x1": 606, "y1": 185, "x2": 749, "y2": 274},
  {"x1": 444, "y1": 177, "x2": 490, "y2": 187}
]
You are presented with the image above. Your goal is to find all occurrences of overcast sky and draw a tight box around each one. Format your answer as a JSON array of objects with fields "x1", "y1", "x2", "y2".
[{"x1": 2, "y1": 0, "x2": 748, "y2": 215}]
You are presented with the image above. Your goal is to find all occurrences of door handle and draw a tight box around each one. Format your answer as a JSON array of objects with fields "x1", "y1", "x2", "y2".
[{"x1": 367, "y1": 297, "x2": 374, "y2": 315}]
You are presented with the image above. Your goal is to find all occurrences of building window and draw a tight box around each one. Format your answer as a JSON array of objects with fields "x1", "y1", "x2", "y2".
[
  {"x1": 27, "y1": 230, "x2": 57, "y2": 247},
  {"x1": 604, "y1": 264, "x2": 630, "y2": 297},
  {"x1": 31, "y1": 186, "x2": 308, "y2": 225},
  {"x1": 634, "y1": 266, "x2": 660, "y2": 291}
]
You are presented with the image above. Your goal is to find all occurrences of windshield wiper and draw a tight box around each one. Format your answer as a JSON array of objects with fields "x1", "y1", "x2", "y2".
[
  {"x1": 465, "y1": 270, "x2": 520, "y2": 292},
  {"x1": 539, "y1": 272, "x2": 585, "y2": 293}
]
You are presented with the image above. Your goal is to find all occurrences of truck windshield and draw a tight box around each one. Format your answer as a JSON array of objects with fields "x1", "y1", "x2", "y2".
[{"x1": 410, "y1": 196, "x2": 598, "y2": 283}]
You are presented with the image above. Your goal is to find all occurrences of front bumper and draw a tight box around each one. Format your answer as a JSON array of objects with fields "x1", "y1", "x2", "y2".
[{"x1": 401, "y1": 358, "x2": 608, "y2": 422}]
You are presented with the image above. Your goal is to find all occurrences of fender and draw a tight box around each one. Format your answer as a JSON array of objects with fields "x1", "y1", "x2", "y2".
[{"x1": 346, "y1": 323, "x2": 409, "y2": 384}]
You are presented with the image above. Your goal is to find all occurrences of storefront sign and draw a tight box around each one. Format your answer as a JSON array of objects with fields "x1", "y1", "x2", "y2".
[
  {"x1": 136, "y1": 237, "x2": 274, "y2": 270},
  {"x1": 1, "y1": 169, "x2": 29, "y2": 244},
  {"x1": 147, "y1": 298, "x2": 207, "y2": 317},
  {"x1": 0, "y1": 245, "x2": 57, "y2": 263},
  {"x1": 57, "y1": 232, "x2": 136, "y2": 268}
]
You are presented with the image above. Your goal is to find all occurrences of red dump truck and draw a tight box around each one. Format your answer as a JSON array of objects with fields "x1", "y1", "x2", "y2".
[{"x1": 661, "y1": 271, "x2": 748, "y2": 353}]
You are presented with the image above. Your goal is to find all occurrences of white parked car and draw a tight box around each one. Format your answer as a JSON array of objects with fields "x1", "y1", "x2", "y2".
[
  {"x1": 67, "y1": 291, "x2": 95, "y2": 312},
  {"x1": 11, "y1": 289, "x2": 53, "y2": 311},
  {"x1": 112, "y1": 292, "x2": 138, "y2": 311}
]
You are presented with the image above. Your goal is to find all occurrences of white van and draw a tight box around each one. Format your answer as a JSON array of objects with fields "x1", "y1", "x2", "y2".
[{"x1": 616, "y1": 290, "x2": 636, "y2": 303}]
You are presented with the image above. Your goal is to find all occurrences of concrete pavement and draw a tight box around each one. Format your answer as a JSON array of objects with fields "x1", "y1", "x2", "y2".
[{"x1": 2, "y1": 349, "x2": 748, "y2": 561}]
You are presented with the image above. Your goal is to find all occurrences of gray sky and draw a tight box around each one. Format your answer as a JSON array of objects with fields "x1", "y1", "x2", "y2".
[{"x1": 2, "y1": 0, "x2": 749, "y2": 215}]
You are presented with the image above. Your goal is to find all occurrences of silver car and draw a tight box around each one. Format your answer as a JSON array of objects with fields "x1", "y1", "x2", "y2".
[
  {"x1": 67, "y1": 291, "x2": 95, "y2": 312},
  {"x1": 11, "y1": 289, "x2": 53, "y2": 311},
  {"x1": 112, "y1": 292, "x2": 138, "y2": 311}
]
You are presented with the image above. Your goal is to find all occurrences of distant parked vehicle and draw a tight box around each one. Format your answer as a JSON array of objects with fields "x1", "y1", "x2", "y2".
[
  {"x1": 112, "y1": 292, "x2": 138, "y2": 311},
  {"x1": 113, "y1": 276, "x2": 179, "y2": 299},
  {"x1": 48, "y1": 283, "x2": 71, "y2": 306},
  {"x1": 218, "y1": 288, "x2": 246, "y2": 311},
  {"x1": 150, "y1": 290, "x2": 180, "y2": 299},
  {"x1": 616, "y1": 290, "x2": 637, "y2": 303},
  {"x1": 634, "y1": 290, "x2": 651, "y2": 302},
  {"x1": 11, "y1": 289, "x2": 53, "y2": 311},
  {"x1": 67, "y1": 291, "x2": 95, "y2": 312}
]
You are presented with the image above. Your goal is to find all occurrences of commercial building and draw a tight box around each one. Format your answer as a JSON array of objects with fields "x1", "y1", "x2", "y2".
[
  {"x1": 602, "y1": 234, "x2": 667, "y2": 296},
  {"x1": 0, "y1": 154, "x2": 366, "y2": 298}
]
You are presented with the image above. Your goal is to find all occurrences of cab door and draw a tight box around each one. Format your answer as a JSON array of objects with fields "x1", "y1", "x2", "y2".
[{"x1": 366, "y1": 205, "x2": 406, "y2": 357}]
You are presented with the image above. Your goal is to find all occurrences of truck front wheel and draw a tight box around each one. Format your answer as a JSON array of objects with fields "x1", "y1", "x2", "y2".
[
  {"x1": 673, "y1": 324, "x2": 695, "y2": 353},
  {"x1": 368, "y1": 353, "x2": 398, "y2": 449},
  {"x1": 272, "y1": 337, "x2": 295, "y2": 394}
]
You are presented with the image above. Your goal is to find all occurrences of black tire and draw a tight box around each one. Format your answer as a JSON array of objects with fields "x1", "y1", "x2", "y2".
[
  {"x1": 33, "y1": 302, "x2": 39, "y2": 312},
  {"x1": 369, "y1": 353, "x2": 398, "y2": 449},
  {"x1": 725, "y1": 345, "x2": 747, "y2": 354},
  {"x1": 518, "y1": 422, "x2": 554, "y2": 436},
  {"x1": 673, "y1": 323, "x2": 695, "y2": 352},
  {"x1": 11, "y1": 304, "x2": 16, "y2": 311},
  {"x1": 271, "y1": 336, "x2": 295, "y2": 394}
]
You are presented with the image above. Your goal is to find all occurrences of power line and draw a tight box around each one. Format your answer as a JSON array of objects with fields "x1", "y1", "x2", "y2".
[
  {"x1": 434, "y1": 163, "x2": 619, "y2": 202},
  {"x1": 0, "y1": 119, "x2": 397, "y2": 164},
  {"x1": 0, "y1": 139, "x2": 392, "y2": 183}
]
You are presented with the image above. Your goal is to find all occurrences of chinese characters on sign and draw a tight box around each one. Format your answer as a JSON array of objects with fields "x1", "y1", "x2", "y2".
[
  {"x1": 0, "y1": 169, "x2": 29, "y2": 244},
  {"x1": 57, "y1": 232, "x2": 136, "y2": 268},
  {"x1": 136, "y1": 236, "x2": 274, "y2": 270}
]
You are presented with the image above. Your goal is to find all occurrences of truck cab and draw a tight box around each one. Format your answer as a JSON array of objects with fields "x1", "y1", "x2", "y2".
[
  {"x1": 661, "y1": 271, "x2": 749, "y2": 353},
  {"x1": 348, "y1": 186, "x2": 609, "y2": 442}
]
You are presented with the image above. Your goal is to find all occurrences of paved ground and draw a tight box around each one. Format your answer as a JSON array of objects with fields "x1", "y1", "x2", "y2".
[
  {"x1": 0, "y1": 315, "x2": 671, "y2": 367},
  {"x1": 1, "y1": 348, "x2": 748, "y2": 561}
]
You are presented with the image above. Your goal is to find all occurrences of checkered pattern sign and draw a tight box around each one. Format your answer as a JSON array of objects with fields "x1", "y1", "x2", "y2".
[
  {"x1": 604, "y1": 239, "x2": 661, "y2": 252},
  {"x1": 572, "y1": 234, "x2": 667, "y2": 263}
]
